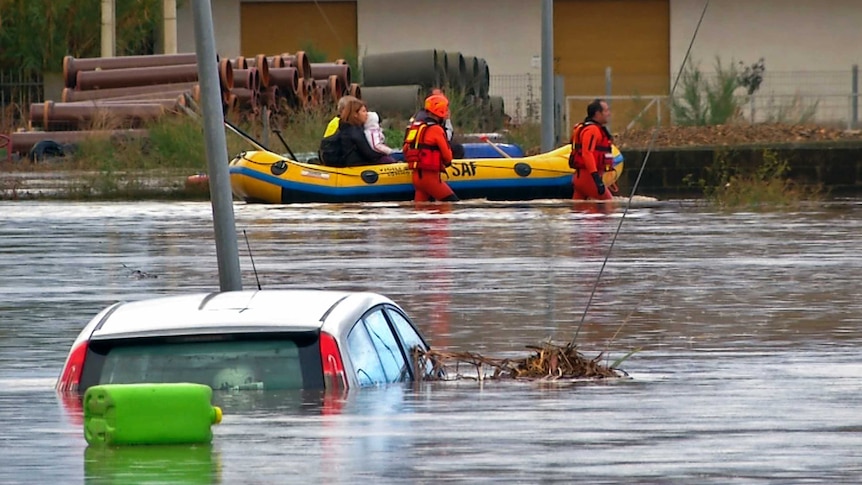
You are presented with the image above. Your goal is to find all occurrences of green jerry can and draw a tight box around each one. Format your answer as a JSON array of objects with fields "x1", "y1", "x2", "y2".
[{"x1": 84, "y1": 383, "x2": 223, "y2": 446}]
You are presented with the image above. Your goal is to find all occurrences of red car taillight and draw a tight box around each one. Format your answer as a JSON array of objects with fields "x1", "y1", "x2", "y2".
[
  {"x1": 56, "y1": 341, "x2": 88, "y2": 393},
  {"x1": 319, "y1": 331, "x2": 347, "y2": 390}
]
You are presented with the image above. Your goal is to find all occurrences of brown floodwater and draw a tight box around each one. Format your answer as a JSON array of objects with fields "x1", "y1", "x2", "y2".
[{"x1": 1, "y1": 199, "x2": 860, "y2": 483}]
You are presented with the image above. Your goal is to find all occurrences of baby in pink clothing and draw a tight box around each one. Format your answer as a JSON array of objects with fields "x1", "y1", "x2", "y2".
[{"x1": 363, "y1": 111, "x2": 395, "y2": 159}]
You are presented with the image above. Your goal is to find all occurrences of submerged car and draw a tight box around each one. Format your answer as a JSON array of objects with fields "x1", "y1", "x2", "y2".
[{"x1": 56, "y1": 290, "x2": 437, "y2": 394}]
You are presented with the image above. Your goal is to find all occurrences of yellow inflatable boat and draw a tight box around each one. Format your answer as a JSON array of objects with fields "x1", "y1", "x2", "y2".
[{"x1": 229, "y1": 145, "x2": 624, "y2": 204}]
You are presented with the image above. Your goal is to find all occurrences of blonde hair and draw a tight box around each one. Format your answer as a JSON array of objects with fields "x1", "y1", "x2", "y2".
[{"x1": 339, "y1": 98, "x2": 367, "y2": 126}]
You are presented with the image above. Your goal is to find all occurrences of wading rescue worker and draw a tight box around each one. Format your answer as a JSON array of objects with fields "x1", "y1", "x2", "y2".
[
  {"x1": 408, "y1": 88, "x2": 464, "y2": 159},
  {"x1": 402, "y1": 93, "x2": 459, "y2": 202},
  {"x1": 569, "y1": 98, "x2": 614, "y2": 201}
]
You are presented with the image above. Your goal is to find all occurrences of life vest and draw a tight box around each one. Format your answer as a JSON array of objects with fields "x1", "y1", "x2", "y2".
[
  {"x1": 568, "y1": 120, "x2": 613, "y2": 172},
  {"x1": 402, "y1": 119, "x2": 443, "y2": 172}
]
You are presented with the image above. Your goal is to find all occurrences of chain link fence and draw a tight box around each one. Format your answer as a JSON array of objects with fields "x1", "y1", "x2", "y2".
[{"x1": 491, "y1": 68, "x2": 861, "y2": 130}]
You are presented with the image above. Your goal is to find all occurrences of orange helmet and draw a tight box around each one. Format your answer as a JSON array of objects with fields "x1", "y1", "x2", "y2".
[{"x1": 424, "y1": 93, "x2": 449, "y2": 118}]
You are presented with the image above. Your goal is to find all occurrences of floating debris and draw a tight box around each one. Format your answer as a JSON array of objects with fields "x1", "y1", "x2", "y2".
[
  {"x1": 415, "y1": 341, "x2": 627, "y2": 382},
  {"x1": 122, "y1": 263, "x2": 158, "y2": 279}
]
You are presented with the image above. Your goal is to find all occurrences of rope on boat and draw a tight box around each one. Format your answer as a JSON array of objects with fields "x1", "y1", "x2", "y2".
[{"x1": 572, "y1": 0, "x2": 712, "y2": 344}]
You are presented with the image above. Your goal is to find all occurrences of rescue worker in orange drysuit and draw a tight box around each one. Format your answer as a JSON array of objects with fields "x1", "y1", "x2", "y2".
[
  {"x1": 402, "y1": 93, "x2": 458, "y2": 202},
  {"x1": 569, "y1": 99, "x2": 614, "y2": 201}
]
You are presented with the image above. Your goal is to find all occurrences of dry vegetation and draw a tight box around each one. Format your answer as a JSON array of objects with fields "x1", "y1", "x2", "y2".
[
  {"x1": 415, "y1": 341, "x2": 627, "y2": 382},
  {"x1": 615, "y1": 123, "x2": 862, "y2": 150}
]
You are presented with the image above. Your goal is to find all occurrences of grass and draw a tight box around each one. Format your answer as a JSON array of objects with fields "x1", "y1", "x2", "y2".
[{"x1": 685, "y1": 149, "x2": 823, "y2": 209}]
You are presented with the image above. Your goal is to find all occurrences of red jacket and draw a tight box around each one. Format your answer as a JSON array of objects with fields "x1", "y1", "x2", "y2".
[{"x1": 570, "y1": 121, "x2": 613, "y2": 174}]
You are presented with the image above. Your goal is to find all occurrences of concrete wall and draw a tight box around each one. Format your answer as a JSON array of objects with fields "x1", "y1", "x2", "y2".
[
  {"x1": 180, "y1": 0, "x2": 862, "y2": 76},
  {"x1": 357, "y1": 0, "x2": 540, "y2": 76},
  {"x1": 670, "y1": 0, "x2": 861, "y2": 79},
  {"x1": 620, "y1": 144, "x2": 862, "y2": 197},
  {"x1": 670, "y1": 0, "x2": 862, "y2": 125},
  {"x1": 176, "y1": 0, "x2": 241, "y2": 57},
  {"x1": 670, "y1": 0, "x2": 862, "y2": 89}
]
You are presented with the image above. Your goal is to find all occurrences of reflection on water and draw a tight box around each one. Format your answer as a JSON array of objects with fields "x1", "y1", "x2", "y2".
[
  {"x1": 1, "y1": 200, "x2": 861, "y2": 482},
  {"x1": 84, "y1": 445, "x2": 219, "y2": 484}
]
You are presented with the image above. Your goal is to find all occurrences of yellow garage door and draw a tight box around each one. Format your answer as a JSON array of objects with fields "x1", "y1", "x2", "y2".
[
  {"x1": 240, "y1": 2, "x2": 357, "y2": 61},
  {"x1": 555, "y1": 0, "x2": 669, "y2": 132}
]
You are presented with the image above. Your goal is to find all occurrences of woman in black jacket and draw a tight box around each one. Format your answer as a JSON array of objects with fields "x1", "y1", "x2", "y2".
[{"x1": 332, "y1": 98, "x2": 387, "y2": 167}]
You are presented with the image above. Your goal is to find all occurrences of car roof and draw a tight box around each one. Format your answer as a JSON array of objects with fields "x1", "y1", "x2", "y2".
[{"x1": 89, "y1": 290, "x2": 393, "y2": 340}]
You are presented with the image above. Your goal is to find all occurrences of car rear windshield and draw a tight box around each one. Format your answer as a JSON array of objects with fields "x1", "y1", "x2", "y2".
[{"x1": 79, "y1": 331, "x2": 324, "y2": 393}]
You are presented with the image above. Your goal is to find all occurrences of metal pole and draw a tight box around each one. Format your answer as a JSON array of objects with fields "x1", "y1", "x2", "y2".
[
  {"x1": 101, "y1": 0, "x2": 116, "y2": 57},
  {"x1": 541, "y1": 0, "x2": 554, "y2": 152},
  {"x1": 191, "y1": 0, "x2": 243, "y2": 292},
  {"x1": 163, "y1": 0, "x2": 178, "y2": 54},
  {"x1": 261, "y1": 106, "x2": 270, "y2": 149},
  {"x1": 554, "y1": 75, "x2": 565, "y2": 145},
  {"x1": 853, "y1": 64, "x2": 859, "y2": 129},
  {"x1": 605, "y1": 66, "x2": 612, "y2": 132}
]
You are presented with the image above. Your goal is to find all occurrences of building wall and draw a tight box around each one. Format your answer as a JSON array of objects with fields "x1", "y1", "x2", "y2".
[
  {"x1": 239, "y1": 1, "x2": 357, "y2": 59},
  {"x1": 174, "y1": 1, "x2": 861, "y2": 125},
  {"x1": 178, "y1": 0, "x2": 862, "y2": 77},
  {"x1": 670, "y1": 0, "x2": 861, "y2": 124},
  {"x1": 555, "y1": 0, "x2": 669, "y2": 131},
  {"x1": 670, "y1": 0, "x2": 862, "y2": 74},
  {"x1": 176, "y1": 0, "x2": 241, "y2": 57},
  {"x1": 357, "y1": 0, "x2": 541, "y2": 76}
]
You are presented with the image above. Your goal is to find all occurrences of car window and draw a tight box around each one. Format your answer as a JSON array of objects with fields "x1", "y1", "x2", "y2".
[
  {"x1": 385, "y1": 308, "x2": 434, "y2": 377},
  {"x1": 82, "y1": 333, "x2": 323, "y2": 392},
  {"x1": 363, "y1": 309, "x2": 409, "y2": 382},
  {"x1": 347, "y1": 322, "x2": 387, "y2": 387}
]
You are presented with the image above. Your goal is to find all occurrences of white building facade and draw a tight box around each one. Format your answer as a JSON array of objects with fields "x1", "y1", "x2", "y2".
[{"x1": 176, "y1": 0, "x2": 861, "y2": 128}]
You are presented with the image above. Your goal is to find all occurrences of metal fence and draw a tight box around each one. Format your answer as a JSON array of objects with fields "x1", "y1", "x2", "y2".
[
  {"x1": 491, "y1": 67, "x2": 861, "y2": 130},
  {"x1": 0, "y1": 70, "x2": 43, "y2": 132}
]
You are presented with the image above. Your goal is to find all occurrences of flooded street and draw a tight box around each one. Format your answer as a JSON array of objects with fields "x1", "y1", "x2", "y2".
[{"x1": 1, "y1": 199, "x2": 861, "y2": 483}]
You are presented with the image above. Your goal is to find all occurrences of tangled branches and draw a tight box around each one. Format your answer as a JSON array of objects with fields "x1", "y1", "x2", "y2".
[{"x1": 414, "y1": 341, "x2": 625, "y2": 382}]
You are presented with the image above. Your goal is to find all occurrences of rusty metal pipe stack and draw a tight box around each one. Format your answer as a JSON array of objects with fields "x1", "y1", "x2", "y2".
[
  {"x1": 29, "y1": 100, "x2": 178, "y2": 131},
  {"x1": 61, "y1": 83, "x2": 197, "y2": 102},
  {"x1": 63, "y1": 53, "x2": 199, "y2": 88}
]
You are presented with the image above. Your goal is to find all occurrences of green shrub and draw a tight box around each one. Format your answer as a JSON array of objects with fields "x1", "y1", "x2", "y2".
[
  {"x1": 672, "y1": 57, "x2": 747, "y2": 126},
  {"x1": 0, "y1": 0, "x2": 165, "y2": 72},
  {"x1": 685, "y1": 149, "x2": 822, "y2": 208}
]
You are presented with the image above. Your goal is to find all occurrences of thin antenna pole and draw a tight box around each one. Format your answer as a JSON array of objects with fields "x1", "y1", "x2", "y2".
[
  {"x1": 243, "y1": 230, "x2": 261, "y2": 291},
  {"x1": 572, "y1": 0, "x2": 711, "y2": 344}
]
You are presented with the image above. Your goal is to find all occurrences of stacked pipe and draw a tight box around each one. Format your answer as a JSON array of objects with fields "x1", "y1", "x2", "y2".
[
  {"x1": 359, "y1": 49, "x2": 500, "y2": 129},
  {"x1": 24, "y1": 53, "x2": 235, "y2": 133},
  {"x1": 12, "y1": 51, "x2": 358, "y2": 156}
]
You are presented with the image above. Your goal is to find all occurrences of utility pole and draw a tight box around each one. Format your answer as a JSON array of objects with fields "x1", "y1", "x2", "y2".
[
  {"x1": 541, "y1": 0, "x2": 555, "y2": 152},
  {"x1": 101, "y1": 0, "x2": 116, "y2": 57},
  {"x1": 164, "y1": 0, "x2": 178, "y2": 54},
  {"x1": 191, "y1": 0, "x2": 243, "y2": 292}
]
